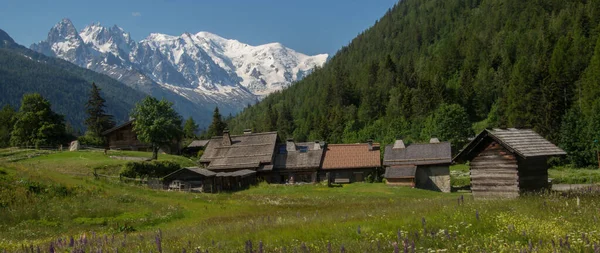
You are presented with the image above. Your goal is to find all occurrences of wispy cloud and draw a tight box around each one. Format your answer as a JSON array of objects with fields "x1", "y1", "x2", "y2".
[{"x1": 131, "y1": 12, "x2": 142, "y2": 17}]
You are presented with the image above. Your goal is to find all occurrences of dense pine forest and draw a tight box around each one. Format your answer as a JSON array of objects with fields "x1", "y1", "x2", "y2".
[
  {"x1": 0, "y1": 29, "x2": 145, "y2": 131},
  {"x1": 228, "y1": 0, "x2": 600, "y2": 167}
]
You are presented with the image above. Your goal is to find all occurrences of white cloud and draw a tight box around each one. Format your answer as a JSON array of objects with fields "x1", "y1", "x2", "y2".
[{"x1": 132, "y1": 12, "x2": 142, "y2": 17}]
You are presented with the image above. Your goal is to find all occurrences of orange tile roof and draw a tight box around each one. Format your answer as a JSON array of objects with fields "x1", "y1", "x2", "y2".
[{"x1": 321, "y1": 144, "x2": 381, "y2": 169}]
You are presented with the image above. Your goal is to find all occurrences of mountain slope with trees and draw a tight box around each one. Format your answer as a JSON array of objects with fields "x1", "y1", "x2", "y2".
[
  {"x1": 228, "y1": 0, "x2": 600, "y2": 166},
  {"x1": 0, "y1": 29, "x2": 146, "y2": 131}
]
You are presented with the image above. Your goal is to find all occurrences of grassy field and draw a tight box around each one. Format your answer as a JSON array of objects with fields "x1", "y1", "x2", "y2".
[{"x1": 1, "y1": 149, "x2": 600, "y2": 252}]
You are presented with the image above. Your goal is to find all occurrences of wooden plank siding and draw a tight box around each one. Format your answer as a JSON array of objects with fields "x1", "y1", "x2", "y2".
[{"x1": 470, "y1": 141, "x2": 519, "y2": 199}]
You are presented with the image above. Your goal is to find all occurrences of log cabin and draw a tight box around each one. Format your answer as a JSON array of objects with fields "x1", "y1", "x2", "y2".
[
  {"x1": 101, "y1": 120, "x2": 181, "y2": 154},
  {"x1": 454, "y1": 128, "x2": 566, "y2": 199}
]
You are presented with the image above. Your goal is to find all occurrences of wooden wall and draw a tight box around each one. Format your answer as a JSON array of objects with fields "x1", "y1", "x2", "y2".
[
  {"x1": 517, "y1": 156, "x2": 549, "y2": 191},
  {"x1": 470, "y1": 141, "x2": 519, "y2": 199},
  {"x1": 386, "y1": 178, "x2": 414, "y2": 186},
  {"x1": 107, "y1": 124, "x2": 150, "y2": 151}
]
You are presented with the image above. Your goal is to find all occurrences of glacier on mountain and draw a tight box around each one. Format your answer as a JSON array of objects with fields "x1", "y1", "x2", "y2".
[{"x1": 31, "y1": 18, "x2": 328, "y2": 122}]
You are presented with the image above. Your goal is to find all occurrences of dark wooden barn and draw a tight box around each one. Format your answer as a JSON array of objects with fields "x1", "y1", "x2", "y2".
[
  {"x1": 162, "y1": 167, "x2": 216, "y2": 193},
  {"x1": 454, "y1": 128, "x2": 566, "y2": 198},
  {"x1": 383, "y1": 139, "x2": 452, "y2": 192},
  {"x1": 102, "y1": 120, "x2": 180, "y2": 154}
]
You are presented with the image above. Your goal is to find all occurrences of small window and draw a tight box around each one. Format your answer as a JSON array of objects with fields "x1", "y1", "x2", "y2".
[{"x1": 298, "y1": 146, "x2": 308, "y2": 153}]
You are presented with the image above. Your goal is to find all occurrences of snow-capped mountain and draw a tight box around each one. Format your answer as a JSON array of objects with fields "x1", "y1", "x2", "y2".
[{"x1": 31, "y1": 18, "x2": 328, "y2": 121}]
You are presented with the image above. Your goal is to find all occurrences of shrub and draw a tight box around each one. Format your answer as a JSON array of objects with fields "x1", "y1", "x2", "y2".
[{"x1": 119, "y1": 161, "x2": 181, "y2": 180}]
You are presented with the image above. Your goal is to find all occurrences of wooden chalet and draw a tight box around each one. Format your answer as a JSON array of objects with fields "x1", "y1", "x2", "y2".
[
  {"x1": 271, "y1": 139, "x2": 325, "y2": 183},
  {"x1": 199, "y1": 130, "x2": 278, "y2": 175},
  {"x1": 454, "y1": 128, "x2": 566, "y2": 199},
  {"x1": 320, "y1": 141, "x2": 381, "y2": 183},
  {"x1": 383, "y1": 138, "x2": 452, "y2": 192},
  {"x1": 102, "y1": 120, "x2": 151, "y2": 151},
  {"x1": 102, "y1": 120, "x2": 180, "y2": 154}
]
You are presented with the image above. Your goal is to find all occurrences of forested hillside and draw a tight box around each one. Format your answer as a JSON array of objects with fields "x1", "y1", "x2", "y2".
[
  {"x1": 229, "y1": 0, "x2": 600, "y2": 167},
  {"x1": 0, "y1": 29, "x2": 146, "y2": 131}
]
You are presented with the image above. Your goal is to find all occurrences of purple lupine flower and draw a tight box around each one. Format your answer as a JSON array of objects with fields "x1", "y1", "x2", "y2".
[
  {"x1": 155, "y1": 234, "x2": 162, "y2": 253},
  {"x1": 327, "y1": 242, "x2": 332, "y2": 253},
  {"x1": 475, "y1": 210, "x2": 480, "y2": 221},
  {"x1": 182, "y1": 248, "x2": 187, "y2": 253},
  {"x1": 414, "y1": 231, "x2": 419, "y2": 241},
  {"x1": 397, "y1": 230, "x2": 401, "y2": 241},
  {"x1": 421, "y1": 217, "x2": 426, "y2": 227},
  {"x1": 195, "y1": 248, "x2": 200, "y2": 253},
  {"x1": 259, "y1": 241, "x2": 263, "y2": 253},
  {"x1": 301, "y1": 242, "x2": 308, "y2": 253},
  {"x1": 393, "y1": 242, "x2": 399, "y2": 253},
  {"x1": 357, "y1": 225, "x2": 361, "y2": 235},
  {"x1": 411, "y1": 241, "x2": 415, "y2": 253},
  {"x1": 340, "y1": 245, "x2": 346, "y2": 253},
  {"x1": 49, "y1": 242, "x2": 55, "y2": 253},
  {"x1": 69, "y1": 236, "x2": 75, "y2": 247}
]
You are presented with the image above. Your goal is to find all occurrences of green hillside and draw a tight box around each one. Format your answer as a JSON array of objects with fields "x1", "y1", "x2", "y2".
[
  {"x1": 228, "y1": 0, "x2": 600, "y2": 167},
  {"x1": 0, "y1": 29, "x2": 146, "y2": 131}
]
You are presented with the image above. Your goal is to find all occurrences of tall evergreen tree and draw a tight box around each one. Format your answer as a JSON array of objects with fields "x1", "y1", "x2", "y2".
[
  {"x1": 85, "y1": 83, "x2": 115, "y2": 137},
  {"x1": 183, "y1": 116, "x2": 199, "y2": 139},
  {"x1": 10, "y1": 93, "x2": 67, "y2": 147},
  {"x1": 207, "y1": 107, "x2": 227, "y2": 137}
]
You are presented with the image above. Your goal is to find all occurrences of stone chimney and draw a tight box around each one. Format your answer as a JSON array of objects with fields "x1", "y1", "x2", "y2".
[
  {"x1": 286, "y1": 138, "x2": 296, "y2": 152},
  {"x1": 393, "y1": 140, "x2": 405, "y2": 149},
  {"x1": 243, "y1": 129, "x2": 252, "y2": 134},
  {"x1": 367, "y1": 139, "x2": 374, "y2": 151},
  {"x1": 222, "y1": 129, "x2": 232, "y2": 146},
  {"x1": 430, "y1": 137, "x2": 440, "y2": 144},
  {"x1": 313, "y1": 141, "x2": 321, "y2": 150}
]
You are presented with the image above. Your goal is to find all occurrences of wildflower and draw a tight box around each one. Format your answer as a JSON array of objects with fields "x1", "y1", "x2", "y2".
[
  {"x1": 300, "y1": 242, "x2": 308, "y2": 253},
  {"x1": 48, "y1": 242, "x2": 55, "y2": 253},
  {"x1": 183, "y1": 248, "x2": 187, "y2": 253},
  {"x1": 259, "y1": 241, "x2": 264, "y2": 253},
  {"x1": 357, "y1": 225, "x2": 361, "y2": 235},
  {"x1": 393, "y1": 242, "x2": 399, "y2": 253},
  {"x1": 421, "y1": 217, "x2": 426, "y2": 227},
  {"x1": 327, "y1": 242, "x2": 332, "y2": 253},
  {"x1": 69, "y1": 236, "x2": 74, "y2": 247},
  {"x1": 155, "y1": 234, "x2": 162, "y2": 253},
  {"x1": 475, "y1": 210, "x2": 480, "y2": 221}
]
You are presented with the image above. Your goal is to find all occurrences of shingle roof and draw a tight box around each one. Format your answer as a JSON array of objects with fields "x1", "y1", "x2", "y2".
[
  {"x1": 273, "y1": 142, "x2": 324, "y2": 170},
  {"x1": 199, "y1": 132, "x2": 278, "y2": 170},
  {"x1": 384, "y1": 165, "x2": 417, "y2": 178},
  {"x1": 321, "y1": 144, "x2": 381, "y2": 169},
  {"x1": 454, "y1": 128, "x2": 566, "y2": 162},
  {"x1": 187, "y1": 140, "x2": 210, "y2": 148},
  {"x1": 383, "y1": 142, "x2": 452, "y2": 166},
  {"x1": 215, "y1": 169, "x2": 256, "y2": 177},
  {"x1": 101, "y1": 120, "x2": 134, "y2": 136},
  {"x1": 162, "y1": 167, "x2": 216, "y2": 180}
]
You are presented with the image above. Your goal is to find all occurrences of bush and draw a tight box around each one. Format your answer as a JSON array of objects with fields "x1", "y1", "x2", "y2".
[
  {"x1": 119, "y1": 160, "x2": 181, "y2": 180},
  {"x1": 78, "y1": 133, "x2": 105, "y2": 146}
]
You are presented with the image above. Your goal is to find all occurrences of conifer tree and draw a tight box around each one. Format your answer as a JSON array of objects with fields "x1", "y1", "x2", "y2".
[
  {"x1": 183, "y1": 116, "x2": 199, "y2": 139},
  {"x1": 207, "y1": 107, "x2": 227, "y2": 137},
  {"x1": 85, "y1": 83, "x2": 115, "y2": 137}
]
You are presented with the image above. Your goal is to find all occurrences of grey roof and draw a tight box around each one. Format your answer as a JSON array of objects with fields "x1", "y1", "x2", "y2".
[
  {"x1": 454, "y1": 128, "x2": 566, "y2": 162},
  {"x1": 200, "y1": 132, "x2": 278, "y2": 170},
  {"x1": 162, "y1": 167, "x2": 216, "y2": 180},
  {"x1": 383, "y1": 142, "x2": 452, "y2": 166},
  {"x1": 187, "y1": 140, "x2": 210, "y2": 148},
  {"x1": 384, "y1": 165, "x2": 417, "y2": 178},
  {"x1": 215, "y1": 169, "x2": 256, "y2": 177},
  {"x1": 273, "y1": 142, "x2": 324, "y2": 170},
  {"x1": 101, "y1": 120, "x2": 134, "y2": 136}
]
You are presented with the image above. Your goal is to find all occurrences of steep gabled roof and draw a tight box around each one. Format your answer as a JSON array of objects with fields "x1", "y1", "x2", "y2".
[
  {"x1": 101, "y1": 120, "x2": 134, "y2": 136},
  {"x1": 454, "y1": 128, "x2": 566, "y2": 162},
  {"x1": 383, "y1": 142, "x2": 452, "y2": 166},
  {"x1": 321, "y1": 143, "x2": 381, "y2": 169},
  {"x1": 273, "y1": 142, "x2": 324, "y2": 170},
  {"x1": 199, "y1": 132, "x2": 278, "y2": 170}
]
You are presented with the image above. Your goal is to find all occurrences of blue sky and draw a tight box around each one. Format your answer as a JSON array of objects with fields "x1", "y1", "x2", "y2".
[{"x1": 0, "y1": 0, "x2": 398, "y2": 56}]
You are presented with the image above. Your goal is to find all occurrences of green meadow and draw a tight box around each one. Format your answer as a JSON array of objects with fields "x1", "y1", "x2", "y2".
[{"x1": 1, "y1": 149, "x2": 599, "y2": 252}]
